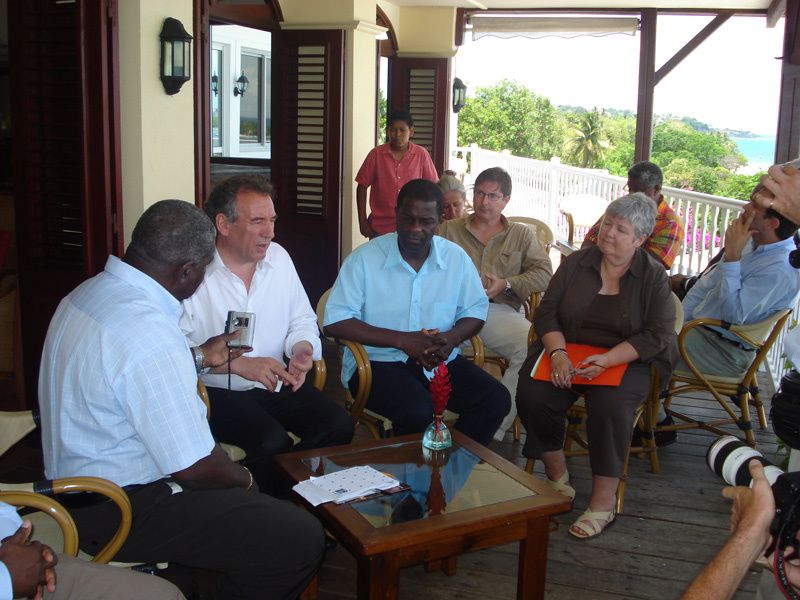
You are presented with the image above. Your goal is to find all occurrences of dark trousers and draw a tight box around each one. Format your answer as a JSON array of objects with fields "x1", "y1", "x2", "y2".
[
  {"x1": 516, "y1": 357, "x2": 651, "y2": 478},
  {"x1": 70, "y1": 481, "x2": 324, "y2": 600},
  {"x1": 206, "y1": 382, "x2": 354, "y2": 493},
  {"x1": 351, "y1": 355, "x2": 510, "y2": 446}
]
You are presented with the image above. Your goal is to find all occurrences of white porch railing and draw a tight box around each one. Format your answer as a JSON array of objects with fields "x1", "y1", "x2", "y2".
[{"x1": 454, "y1": 145, "x2": 797, "y2": 390}]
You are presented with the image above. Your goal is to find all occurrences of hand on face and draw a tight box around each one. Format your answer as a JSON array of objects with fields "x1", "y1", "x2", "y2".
[{"x1": 723, "y1": 209, "x2": 756, "y2": 262}]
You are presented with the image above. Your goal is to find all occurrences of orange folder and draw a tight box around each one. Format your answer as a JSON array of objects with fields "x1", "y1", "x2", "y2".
[{"x1": 531, "y1": 343, "x2": 628, "y2": 386}]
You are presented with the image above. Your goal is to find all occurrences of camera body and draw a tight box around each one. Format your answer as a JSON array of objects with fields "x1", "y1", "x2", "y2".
[
  {"x1": 225, "y1": 311, "x2": 255, "y2": 349},
  {"x1": 708, "y1": 435, "x2": 800, "y2": 554}
]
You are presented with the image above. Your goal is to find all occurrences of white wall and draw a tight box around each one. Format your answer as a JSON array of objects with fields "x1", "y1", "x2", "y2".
[{"x1": 118, "y1": 0, "x2": 195, "y2": 246}]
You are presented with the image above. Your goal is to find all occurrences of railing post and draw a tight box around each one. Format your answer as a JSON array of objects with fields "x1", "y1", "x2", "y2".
[{"x1": 547, "y1": 157, "x2": 560, "y2": 233}]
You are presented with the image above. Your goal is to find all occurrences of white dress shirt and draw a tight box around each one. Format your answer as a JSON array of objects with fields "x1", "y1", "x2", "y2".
[
  {"x1": 38, "y1": 256, "x2": 216, "y2": 488},
  {"x1": 181, "y1": 244, "x2": 322, "y2": 391}
]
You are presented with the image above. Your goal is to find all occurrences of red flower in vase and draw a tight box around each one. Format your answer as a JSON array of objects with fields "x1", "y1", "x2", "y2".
[{"x1": 430, "y1": 361, "x2": 451, "y2": 416}]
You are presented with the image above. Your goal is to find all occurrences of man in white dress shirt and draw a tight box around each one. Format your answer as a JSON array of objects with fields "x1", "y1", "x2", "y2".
[{"x1": 181, "y1": 175, "x2": 353, "y2": 493}]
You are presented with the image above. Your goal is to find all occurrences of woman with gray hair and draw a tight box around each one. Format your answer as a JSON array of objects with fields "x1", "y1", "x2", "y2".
[
  {"x1": 516, "y1": 192, "x2": 677, "y2": 539},
  {"x1": 437, "y1": 173, "x2": 469, "y2": 220}
]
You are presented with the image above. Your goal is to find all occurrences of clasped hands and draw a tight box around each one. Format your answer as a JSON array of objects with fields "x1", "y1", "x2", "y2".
[
  {"x1": 0, "y1": 521, "x2": 57, "y2": 600},
  {"x1": 400, "y1": 328, "x2": 454, "y2": 370},
  {"x1": 550, "y1": 351, "x2": 609, "y2": 388}
]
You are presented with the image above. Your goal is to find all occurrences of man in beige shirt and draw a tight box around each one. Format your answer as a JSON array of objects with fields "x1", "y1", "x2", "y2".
[{"x1": 438, "y1": 167, "x2": 552, "y2": 440}]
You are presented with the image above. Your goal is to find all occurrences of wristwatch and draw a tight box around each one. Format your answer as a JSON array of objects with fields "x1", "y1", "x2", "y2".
[
  {"x1": 191, "y1": 346, "x2": 205, "y2": 374},
  {"x1": 504, "y1": 279, "x2": 513, "y2": 295}
]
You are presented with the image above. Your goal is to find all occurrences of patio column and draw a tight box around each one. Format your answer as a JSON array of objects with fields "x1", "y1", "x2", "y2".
[
  {"x1": 634, "y1": 8, "x2": 656, "y2": 163},
  {"x1": 775, "y1": 0, "x2": 800, "y2": 163}
]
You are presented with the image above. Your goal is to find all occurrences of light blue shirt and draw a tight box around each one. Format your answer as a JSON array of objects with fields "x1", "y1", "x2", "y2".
[
  {"x1": 323, "y1": 234, "x2": 488, "y2": 385},
  {"x1": 0, "y1": 502, "x2": 22, "y2": 600},
  {"x1": 39, "y1": 256, "x2": 215, "y2": 488},
  {"x1": 683, "y1": 236, "x2": 800, "y2": 344}
]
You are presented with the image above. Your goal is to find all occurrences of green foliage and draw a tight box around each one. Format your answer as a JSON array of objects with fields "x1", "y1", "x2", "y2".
[
  {"x1": 456, "y1": 79, "x2": 757, "y2": 197},
  {"x1": 457, "y1": 79, "x2": 563, "y2": 160},
  {"x1": 378, "y1": 89, "x2": 387, "y2": 143},
  {"x1": 564, "y1": 108, "x2": 609, "y2": 168}
]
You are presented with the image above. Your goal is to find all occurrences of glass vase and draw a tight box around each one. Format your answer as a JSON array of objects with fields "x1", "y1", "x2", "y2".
[{"x1": 422, "y1": 414, "x2": 452, "y2": 450}]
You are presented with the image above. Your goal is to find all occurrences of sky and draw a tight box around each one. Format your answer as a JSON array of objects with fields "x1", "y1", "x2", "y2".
[{"x1": 454, "y1": 14, "x2": 784, "y2": 136}]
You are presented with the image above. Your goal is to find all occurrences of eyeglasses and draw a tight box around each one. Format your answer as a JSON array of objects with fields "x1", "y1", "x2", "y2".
[{"x1": 474, "y1": 189, "x2": 505, "y2": 202}]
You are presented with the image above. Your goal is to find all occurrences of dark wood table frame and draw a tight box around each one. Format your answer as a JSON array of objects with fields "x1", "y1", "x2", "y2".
[{"x1": 275, "y1": 432, "x2": 571, "y2": 600}]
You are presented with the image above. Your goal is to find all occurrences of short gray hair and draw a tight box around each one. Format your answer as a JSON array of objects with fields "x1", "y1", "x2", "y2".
[
  {"x1": 128, "y1": 200, "x2": 216, "y2": 267},
  {"x1": 604, "y1": 192, "x2": 657, "y2": 239},
  {"x1": 437, "y1": 174, "x2": 466, "y2": 199}
]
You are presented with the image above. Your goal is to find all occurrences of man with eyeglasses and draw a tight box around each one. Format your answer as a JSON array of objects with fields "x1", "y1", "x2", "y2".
[
  {"x1": 582, "y1": 161, "x2": 685, "y2": 270},
  {"x1": 438, "y1": 167, "x2": 552, "y2": 441}
]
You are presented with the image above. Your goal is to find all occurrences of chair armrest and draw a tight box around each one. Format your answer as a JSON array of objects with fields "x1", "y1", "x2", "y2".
[
  {"x1": 312, "y1": 358, "x2": 327, "y2": 392},
  {"x1": 0, "y1": 490, "x2": 79, "y2": 556},
  {"x1": 1, "y1": 476, "x2": 132, "y2": 564},
  {"x1": 338, "y1": 339, "x2": 372, "y2": 426},
  {"x1": 468, "y1": 336, "x2": 484, "y2": 368}
]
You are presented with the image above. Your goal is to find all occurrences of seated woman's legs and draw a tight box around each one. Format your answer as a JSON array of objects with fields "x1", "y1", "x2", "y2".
[
  {"x1": 582, "y1": 363, "x2": 651, "y2": 511},
  {"x1": 516, "y1": 353, "x2": 577, "y2": 481}
]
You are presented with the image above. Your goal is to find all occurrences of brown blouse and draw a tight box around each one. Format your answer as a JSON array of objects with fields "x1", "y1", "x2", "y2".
[{"x1": 531, "y1": 245, "x2": 678, "y2": 382}]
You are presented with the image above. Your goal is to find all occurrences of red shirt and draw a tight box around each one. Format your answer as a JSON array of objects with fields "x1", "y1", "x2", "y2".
[{"x1": 355, "y1": 141, "x2": 438, "y2": 235}]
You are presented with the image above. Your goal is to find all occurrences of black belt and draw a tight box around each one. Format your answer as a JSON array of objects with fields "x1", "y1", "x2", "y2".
[{"x1": 701, "y1": 326, "x2": 755, "y2": 352}]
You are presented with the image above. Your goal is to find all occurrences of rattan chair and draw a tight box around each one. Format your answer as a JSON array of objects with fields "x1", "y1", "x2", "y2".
[
  {"x1": 657, "y1": 308, "x2": 793, "y2": 448},
  {"x1": 316, "y1": 288, "x2": 484, "y2": 439}
]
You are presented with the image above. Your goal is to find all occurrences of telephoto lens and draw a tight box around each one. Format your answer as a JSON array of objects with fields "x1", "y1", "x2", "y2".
[{"x1": 707, "y1": 435, "x2": 784, "y2": 487}]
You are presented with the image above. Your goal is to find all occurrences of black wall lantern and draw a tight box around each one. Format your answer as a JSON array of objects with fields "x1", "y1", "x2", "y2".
[
  {"x1": 234, "y1": 73, "x2": 249, "y2": 97},
  {"x1": 160, "y1": 18, "x2": 193, "y2": 95},
  {"x1": 211, "y1": 73, "x2": 219, "y2": 97},
  {"x1": 452, "y1": 78, "x2": 467, "y2": 113}
]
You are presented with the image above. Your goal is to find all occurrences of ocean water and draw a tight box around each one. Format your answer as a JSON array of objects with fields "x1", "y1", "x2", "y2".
[{"x1": 731, "y1": 135, "x2": 775, "y2": 174}]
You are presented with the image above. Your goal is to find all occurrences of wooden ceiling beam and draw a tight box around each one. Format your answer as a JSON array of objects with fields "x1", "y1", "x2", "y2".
[
  {"x1": 654, "y1": 11, "x2": 733, "y2": 85},
  {"x1": 768, "y1": 0, "x2": 787, "y2": 27}
]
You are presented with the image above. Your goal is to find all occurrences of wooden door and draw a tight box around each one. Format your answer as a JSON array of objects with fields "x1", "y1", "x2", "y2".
[
  {"x1": 389, "y1": 57, "x2": 449, "y2": 175},
  {"x1": 271, "y1": 29, "x2": 344, "y2": 306},
  {"x1": 7, "y1": 0, "x2": 121, "y2": 408}
]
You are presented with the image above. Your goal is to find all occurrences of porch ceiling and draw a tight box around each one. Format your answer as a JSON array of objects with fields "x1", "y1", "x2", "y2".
[{"x1": 390, "y1": 0, "x2": 772, "y2": 11}]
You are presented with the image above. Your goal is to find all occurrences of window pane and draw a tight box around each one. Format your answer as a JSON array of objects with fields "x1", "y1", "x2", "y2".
[
  {"x1": 240, "y1": 54, "x2": 262, "y2": 144},
  {"x1": 211, "y1": 48, "x2": 222, "y2": 155}
]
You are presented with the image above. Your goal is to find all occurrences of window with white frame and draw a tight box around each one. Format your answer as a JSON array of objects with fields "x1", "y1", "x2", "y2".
[{"x1": 210, "y1": 25, "x2": 271, "y2": 160}]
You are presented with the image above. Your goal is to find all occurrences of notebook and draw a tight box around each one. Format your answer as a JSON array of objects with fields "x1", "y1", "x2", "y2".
[{"x1": 530, "y1": 343, "x2": 628, "y2": 386}]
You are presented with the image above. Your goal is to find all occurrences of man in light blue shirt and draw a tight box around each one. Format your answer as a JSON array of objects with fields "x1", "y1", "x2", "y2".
[
  {"x1": 38, "y1": 201, "x2": 323, "y2": 600},
  {"x1": 680, "y1": 198, "x2": 800, "y2": 377},
  {"x1": 324, "y1": 179, "x2": 509, "y2": 445}
]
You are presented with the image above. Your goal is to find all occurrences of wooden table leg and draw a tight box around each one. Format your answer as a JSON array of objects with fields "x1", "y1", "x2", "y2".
[
  {"x1": 357, "y1": 554, "x2": 400, "y2": 600},
  {"x1": 517, "y1": 517, "x2": 549, "y2": 600},
  {"x1": 299, "y1": 573, "x2": 318, "y2": 600},
  {"x1": 424, "y1": 556, "x2": 457, "y2": 576}
]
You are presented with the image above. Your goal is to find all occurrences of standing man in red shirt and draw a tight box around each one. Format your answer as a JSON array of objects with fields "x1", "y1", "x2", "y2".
[{"x1": 356, "y1": 110, "x2": 438, "y2": 238}]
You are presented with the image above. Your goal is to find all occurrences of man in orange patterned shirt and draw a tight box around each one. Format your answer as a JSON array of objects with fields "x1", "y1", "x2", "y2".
[{"x1": 582, "y1": 161, "x2": 685, "y2": 269}]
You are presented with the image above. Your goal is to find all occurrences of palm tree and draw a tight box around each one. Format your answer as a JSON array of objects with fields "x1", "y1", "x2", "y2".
[{"x1": 566, "y1": 108, "x2": 608, "y2": 168}]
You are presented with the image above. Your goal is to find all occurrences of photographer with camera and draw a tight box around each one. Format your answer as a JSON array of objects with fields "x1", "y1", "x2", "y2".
[{"x1": 682, "y1": 460, "x2": 786, "y2": 599}]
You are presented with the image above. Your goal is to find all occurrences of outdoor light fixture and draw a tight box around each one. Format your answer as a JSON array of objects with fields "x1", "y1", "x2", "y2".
[
  {"x1": 452, "y1": 78, "x2": 467, "y2": 113},
  {"x1": 211, "y1": 73, "x2": 219, "y2": 97},
  {"x1": 159, "y1": 17, "x2": 193, "y2": 95},
  {"x1": 234, "y1": 73, "x2": 249, "y2": 97}
]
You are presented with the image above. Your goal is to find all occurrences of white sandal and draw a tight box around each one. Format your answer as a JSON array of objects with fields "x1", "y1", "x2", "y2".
[
  {"x1": 546, "y1": 471, "x2": 576, "y2": 500},
  {"x1": 569, "y1": 507, "x2": 615, "y2": 540}
]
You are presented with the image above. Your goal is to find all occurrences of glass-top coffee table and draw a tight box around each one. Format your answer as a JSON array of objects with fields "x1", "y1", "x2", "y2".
[{"x1": 275, "y1": 431, "x2": 572, "y2": 600}]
